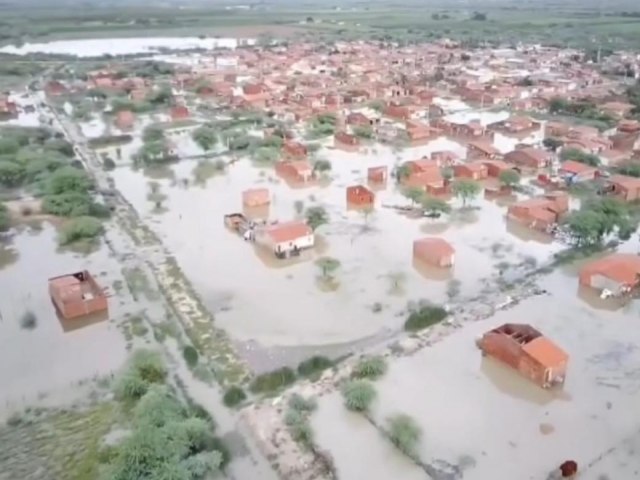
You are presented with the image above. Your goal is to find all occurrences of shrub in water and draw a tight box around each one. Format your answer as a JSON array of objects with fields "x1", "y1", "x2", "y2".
[
  {"x1": 297, "y1": 355, "x2": 333, "y2": 378},
  {"x1": 404, "y1": 305, "x2": 448, "y2": 332},
  {"x1": 341, "y1": 380, "x2": 376, "y2": 412},
  {"x1": 222, "y1": 386, "x2": 247, "y2": 408},
  {"x1": 249, "y1": 367, "x2": 296, "y2": 394},
  {"x1": 183, "y1": 345, "x2": 199, "y2": 367},
  {"x1": 352, "y1": 355, "x2": 387, "y2": 380}
]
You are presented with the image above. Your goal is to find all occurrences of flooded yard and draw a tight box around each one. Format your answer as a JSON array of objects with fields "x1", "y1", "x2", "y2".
[
  {"x1": 0, "y1": 222, "x2": 128, "y2": 411},
  {"x1": 108, "y1": 126, "x2": 561, "y2": 368},
  {"x1": 310, "y1": 267, "x2": 640, "y2": 480}
]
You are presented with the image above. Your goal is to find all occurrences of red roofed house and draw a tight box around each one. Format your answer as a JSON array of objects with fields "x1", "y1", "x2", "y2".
[
  {"x1": 242, "y1": 188, "x2": 270, "y2": 207},
  {"x1": 504, "y1": 147, "x2": 552, "y2": 169},
  {"x1": 45, "y1": 80, "x2": 66, "y2": 97},
  {"x1": 618, "y1": 120, "x2": 640, "y2": 134},
  {"x1": 558, "y1": 160, "x2": 597, "y2": 183},
  {"x1": 170, "y1": 105, "x2": 190, "y2": 121},
  {"x1": 384, "y1": 104, "x2": 411, "y2": 121},
  {"x1": 0, "y1": 96, "x2": 17, "y2": 117},
  {"x1": 579, "y1": 253, "x2": 640, "y2": 296},
  {"x1": 477, "y1": 323, "x2": 568, "y2": 389},
  {"x1": 115, "y1": 110, "x2": 135, "y2": 130},
  {"x1": 453, "y1": 161, "x2": 488, "y2": 180},
  {"x1": 334, "y1": 131, "x2": 359, "y2": 149},
  {"x1": 468, "y1": 141, "x2": 500, "y2": 160},
  {"x1": 413, "y1": 237, "x2": 455, "y2": 268},
  {"x1": 49, "y1": 271, "x2": 108, "y2": 320},
  {"x1": 346, "y1": 112, "x2": 372, "y2": 127},
  {"x1": 404, "y1": 168, "x2": 446, "y2": 195},
  {"x1": 367, "y1": 166, "x2": 388, "y2": 183},
  {"x1": 275, "y1": 160, "x2": 314, "y2": 183},
  {"x1": 256, "y1": 220, "x2": 314, "y2": 258},
  {"x1": 507, "y1": 192, "x2": 569, "y2": 231},
  {"x1": 403, "y1": 158, "x2": 439, "y2": 176},
  {"x1": 606, "y1": 175, "x2": 640, "y2": 202},
  {"x1": 430, "y1": 151, "x2": 460, "y2": 167},
  {"x1": 346, "y1": 185, "x2": 374, "y2": 207},
  {"x1": 482, "y1": 160, "x2": 513, "y2": 178},
  {"x1": 502, "y1": 116, "x2": 540, "y2": 134},
  {"x1": 282, "y1": 141, "x2": 308, "y2": 160}
]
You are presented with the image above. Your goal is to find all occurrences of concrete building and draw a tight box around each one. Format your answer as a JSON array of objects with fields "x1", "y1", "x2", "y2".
[{"x1": 49, "y1": 271, "x2": 108, "y2": 320}]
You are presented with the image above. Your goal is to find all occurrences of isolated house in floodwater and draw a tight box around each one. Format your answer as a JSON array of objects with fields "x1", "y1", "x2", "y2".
[
  {"x1": 346, "y1": 185, "x2": 374, "y2": 207},
  {"x1": 242, "y1": 188, "x2": 270, "y2": 207},
  {"x1": 478, "y1": 323, "x2": 568, "y2": 389},
  {"x1": 579, "y1": 253, "x2": 640, "y2": 296},
  {"x1": 255, "y1": 221, "x2": 314, "y2": 258},
  {"x1": 49, "y1": 271, "x2": 108, "y2": 320},
  {"x1": 412, "y1": 237, "x2": 455, "y2": 268}
]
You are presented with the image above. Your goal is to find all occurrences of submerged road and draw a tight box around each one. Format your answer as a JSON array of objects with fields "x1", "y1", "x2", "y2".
[{"x1": 34, "y1": 91, "x2": 279, "y2": 480}]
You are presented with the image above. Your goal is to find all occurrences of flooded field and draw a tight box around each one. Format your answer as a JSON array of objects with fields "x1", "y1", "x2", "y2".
[
  {"x1": 0, "y1": 36, "x2": 255, "y2": 57},
  {"x1": 311, "y1": 267, "x2": 640, "y2": 480},
  {"x1": 0, "y1": 222, "x2": 128, "y2": 411},
  {"x1": 107, "y1": 121, "x2": 561, "y2": 369}
]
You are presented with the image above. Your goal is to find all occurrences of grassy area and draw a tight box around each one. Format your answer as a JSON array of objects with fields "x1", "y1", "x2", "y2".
[
  {"x1": 0, "y1": 403, "x2": 118, "y2": 480},
  {"x1": 0, "y1": 2, "x2": 639, "y2": 50}
]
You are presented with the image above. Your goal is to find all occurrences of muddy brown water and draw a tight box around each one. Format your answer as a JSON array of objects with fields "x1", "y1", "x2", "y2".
[
  {"x1": 0, "y1": 223, "x2": 128, "y2": 410},
  {"x1": 311, "y1": 266, "x2": 640, "y2": 480},
  {"x1": 108, "y1": 127, "x2": 560, "y2": 361}
]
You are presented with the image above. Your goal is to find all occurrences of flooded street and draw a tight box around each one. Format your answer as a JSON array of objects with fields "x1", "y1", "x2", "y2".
[
  {"x1": 311, "y1": 267, "x2": 640, "y2": 480},
  {"x1": 0, "y1": 223, "x2": 128, "y2": 410},
  {"x1": 109, "y1": 121, "x2": 558, "y2": 362}
]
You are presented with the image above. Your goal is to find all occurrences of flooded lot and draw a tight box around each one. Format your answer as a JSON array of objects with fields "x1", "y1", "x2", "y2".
[
  {"x1": 0, "y1": 223, "x2": 128, "y2": 410},
  {"x1": 108, "y1": 125, "x2": 560, "y2": 359},
  {"x1": 311, "y1": 267, "x2": 640, "y2": 480}
]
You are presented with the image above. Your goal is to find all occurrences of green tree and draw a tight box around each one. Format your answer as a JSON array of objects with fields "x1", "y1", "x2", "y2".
[
  {"x1": 250, "y1": 367, "x2": 296, "y2": 394},
  {"x1": 0, "y1": 161, "x2": 25, "y2": 187},
  {"x1": 420, "y1": 196, "x2": 451, "y2": 215},
  {"x1": 353, "y1": 125, "x2": 374, "y2": 139},
  {"x1": 312, "y1": 159, "x2": 332, "y2": 174},
  {"x1": 341, "y1": 380, "x2": 376, "y2": 412},
  {"x1": 192, "y1": 125, "x2": 218, "y2": 151},
  {"x1": 452, "y1": 179, "x2": 481, "y2": 206},
  {"x1": 305, "y1": 206, "x2": 329, "y2": 230},
  {"x1": 253, "y1": 146, "x2": 279, "y2": 164},
  {"x1": 395, "y1": 164, "x2": 412, "y2": 182},
  {"x1": 223, "y1": 386, "x2": 247, "y2": 408},
  {"x1": 47, "y1": 166, "x2": 91, "y2": 195},
  {"x1": 387, "y1": 414, "x2": 422, "y2": 458},
  {"x1": 543, "y1": 137, "x2": 564, "y2": 151},
  {"x1": 42, "y1": 192, "x2": 92, "y2": 217},
  {"x1": 0, "y1": 202, "x2": 10, "y2": 232},
  {"x1": 315, "y1": 257, "x2": 340, "y2": 279},
  {"x1": 499, "y1": 169, "x2": 520, "y2": 188},
  {"x1": 0, "y1": 137, "x2": 20, "y2": 155},
  {"x1": 143, "y1": 125, "x2": 165, "y2": 143},
  {"x1": 59, "y1": 216, "x2": 104, "y2": 245},
  {"x1": 297, "y1": 355, "x2": 333, "y2": 378},
  {"x1": 403, "y1": 186, "x2": 425, "y2": 206}
]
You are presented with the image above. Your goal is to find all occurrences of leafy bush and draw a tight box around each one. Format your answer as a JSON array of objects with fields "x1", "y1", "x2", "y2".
[
  {"x1": 59, "y1": 216, "x2": 103, "y2": 245},
  {"x1": 42, "y1": 192, "x2": 92, "y2": 217},
  {"x1": 222, "y1": 386, "x2": 247, "y2": 408},
  {"x1": 0, "y1": 160, "x2": 25, "y2": 187},
  {"x1": 182, "y1": 345, "x2": 199, "y2": 367},
  {"x1": 192, "y1": 125, "x2": 218, "y2": 151},
  {"x1": 114, "y1": 349, "x2": 167, "y2": 402},
  {"x1": 297, "y1": 355, "x2": 333, "y2": 378},
  {"x1": 289, "y1": 420, "x2": 314, "y2": 446},
  {"x1": 249, "y1": 367, "x2": 296, "y2": 394},
  {"x1": 404, "y1": 305, "x2": 448, "y2": 332},
  {"x1": 352, "y1": 356, "x2": 387, "y2": 380},
  {"x1": 288, "y1": 394, "x2": 318, "y2": 413},
  {"x1": 305, "y1": 206, "x2": 329, "y2": 230},
  {"x1": 341, "y1": 380, "x2": 376, "y2": 412},
  {"x1": 387, "y1": 414, "x2": 422, "y2": 457}
]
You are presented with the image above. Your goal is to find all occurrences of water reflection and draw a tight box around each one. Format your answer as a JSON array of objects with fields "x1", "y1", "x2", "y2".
[
  {"x1": 412, "y1": 257, "x2": 453, "y2": 282},
  {"x1": 505, "y1": 218, "x2": 554, "y2": 245},
  {"x1": 57, "y1": 309, "x2": 110, "y2": 333}
]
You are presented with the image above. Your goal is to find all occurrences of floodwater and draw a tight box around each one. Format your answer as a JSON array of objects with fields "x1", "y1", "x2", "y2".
[
  {"x1": 0, "y1": 37, "x2": 255, "y2": 57},
  {"x1": 312, "y1": 268, "x2": 640, "y2": 480},
  {"x1": 109, "y1": 127, "x2": 561, "y2": 355},
  {"x1": 0, "y1": 223, "x2": 128, "y2": 410}
]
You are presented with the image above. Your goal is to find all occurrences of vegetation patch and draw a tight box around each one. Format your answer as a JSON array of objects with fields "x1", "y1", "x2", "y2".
[
  {"x1": 222, "y1": 386, "x2": 247, "y2": 408},
  {"x1": 352, "y1": 356, "x2": 388, "y2": 380},
  {"x1": 404, "y1": 305, "x2": 448, "y2": 332},
  {"x1": 341, "y1": 379, "x2": 377, "y2": 412},
  {"x1": 249, "y1": 367, "x2": 296, "y2": 394},
  {"x1": 297, "y1": 355, "x2": 333, "y2": 379}
]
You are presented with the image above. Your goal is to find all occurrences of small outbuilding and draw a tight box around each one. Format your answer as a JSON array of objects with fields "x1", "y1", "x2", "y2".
[
  {"x1": 49, "y1": 271, "x2": 108, "y2": 320},
  {"x1": 477, "y1": 323, "x2": 568, "y2": 389},
  {"x1": 346, "y1": 185, "x2": 374, "y2": 207},
  {"x1": 242, "y1": 188, "x2": 270, "y2": 207},
  {"x1": 453, "y1": 161, "x2": 488, "y2": 180},
  {"x1": 412, "y1": 237, "x2": 455, "y2": 268},
  {"x1": 367, "y1": 166, "x2": 388, "y2": 183}
]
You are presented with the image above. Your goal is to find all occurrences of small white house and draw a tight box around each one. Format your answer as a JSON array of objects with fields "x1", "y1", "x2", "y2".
[{"x1": 255, "y1": 221, "x2": 315, "y2": 257}]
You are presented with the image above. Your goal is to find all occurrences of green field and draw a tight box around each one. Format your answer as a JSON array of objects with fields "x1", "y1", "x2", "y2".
[{"x1": 0, "y1": 1, "x2": 639, "y2": 51}]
